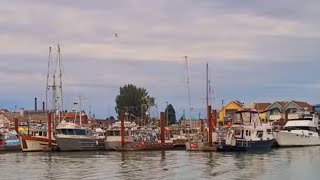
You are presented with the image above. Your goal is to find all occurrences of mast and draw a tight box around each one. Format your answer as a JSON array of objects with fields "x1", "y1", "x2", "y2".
[
  {"x1": 184, "y1": 56, "x2": 192, "y2": 127},
  {"x1": 58, "y1": 44, "x2": 63, "y2": 114},
  {"x1": 46, "y1": 47, "x2": 51, "y2": 111},
  {"x1": 46, "y1": 45, "x2": 64, "y2": 125}
]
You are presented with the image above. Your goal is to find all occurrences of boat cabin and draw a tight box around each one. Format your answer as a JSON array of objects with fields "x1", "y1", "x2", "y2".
[
  {"x1": 56, "y1": 122, "x2": 92, "y2": 136},
  {"x1": 228, "y1": 111, "x2": 274, "y2": 141},
  {"x1": 105, "y1": 128, "x2": 132, "y2": 142}
]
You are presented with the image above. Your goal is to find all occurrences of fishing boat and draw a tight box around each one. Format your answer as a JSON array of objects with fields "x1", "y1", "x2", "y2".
[
  {"x1": 20, "y1": 128, "x2": 57, "y2": 152},
  {"x1": 55, "y1": 121, "x2": 105, "y2": 151},
  {"x1": 276, "y1": 112, "x2": 320, "y2": 147},
  {"x1": 217, "y1": 110, "x2": 276, "y2": 151},
  {"x1": 0, "y1": 129, "x2": 21, "y2": 151},
  {"x1": 21, "y1": 46, "x2": 63, "y2": 152}
]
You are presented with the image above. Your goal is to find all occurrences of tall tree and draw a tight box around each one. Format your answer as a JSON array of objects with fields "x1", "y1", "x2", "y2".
[
  {"x1": 165, "y1": 104, "x2": 176, "y2": 125},
  {"x1": 115, "y1": 84, "x2": 155, "y2": 119}
]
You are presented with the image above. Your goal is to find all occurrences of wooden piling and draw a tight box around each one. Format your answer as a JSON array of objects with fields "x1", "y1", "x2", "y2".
[
  {"x1": 27, "y1": 121, "x2": 30, "y2": 136},
  {"x1": 160, "y1": 112, "x2": 165, "y2": 144},
  {"x1": 47, "y1": 112, "x2": 52, "y2": 149},
  {"x1": 200, "y1": 119, "x2": 204, "y2": 134},
  {"x1": 14, "y1": 118, "x2": 19, "y2": 135},
  {"x1": 208, "y1": 106, "x2": 212, "y2": 146},
  {"x1": 120, "y1": 112, "x2": 125, "y2": 148},
  {"x1": 212, "y1": 110, "x2": 217, "y2": 132}
]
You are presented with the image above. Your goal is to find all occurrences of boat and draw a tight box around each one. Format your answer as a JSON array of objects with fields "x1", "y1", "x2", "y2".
[
  {"x1": 20, "y1": 128, "x2": 57, "y2": 152},
  {"x1": 105, "y1": 128, "x2": 133, "y2": 150},
  {"x1": 55, "y1": 121, "x2": 105, "y2": 151},
  {"x1": 0, "y1": 129, "x2": 21, "y2": 151},
  {"x1": 217, "y1": 110, "x2": 276, "y2": 151},
  {"x1": 20, "y1": 46, "x2": 62, "y2": 152},
  {"x1": 106, "y1": 128, "x2": 175, "y2": 151},
  {"x1": 276, "y1": 112, "x2": 320, "y2": 147}
]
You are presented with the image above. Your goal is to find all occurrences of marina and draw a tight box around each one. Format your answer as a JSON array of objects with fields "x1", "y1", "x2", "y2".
[{"x1": 2, "y1": 0, "x2": 320, "y2": 179}]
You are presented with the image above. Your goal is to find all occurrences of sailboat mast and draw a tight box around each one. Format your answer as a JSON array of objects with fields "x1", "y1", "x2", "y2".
[
  {"x1": 185, "y1": 56, "x2": 192, "y2": 127},
  {"x1": 58, "y1": 44, "x2": 63, "y2": 114},
  {"x1": 46, "y1": 47, "x2": 52, "y2": 111}
]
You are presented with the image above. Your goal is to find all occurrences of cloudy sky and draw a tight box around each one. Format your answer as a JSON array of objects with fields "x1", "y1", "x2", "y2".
[{"x1": 1, "y1": 0, "x2": 320, "y2": 119}]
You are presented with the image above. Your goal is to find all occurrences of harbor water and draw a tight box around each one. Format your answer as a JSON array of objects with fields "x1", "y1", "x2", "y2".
[{"x1": 1, "y1": 147, "x2": 320, "y2": 180}]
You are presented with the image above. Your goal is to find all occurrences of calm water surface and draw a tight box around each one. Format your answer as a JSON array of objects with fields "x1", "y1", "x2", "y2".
[{"x1": 1, "y1": 147, "x2": 320, "y2": 180}]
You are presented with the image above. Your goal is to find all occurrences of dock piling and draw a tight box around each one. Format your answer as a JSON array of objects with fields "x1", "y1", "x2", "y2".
[
  {"x1": 14, "y1": 118, "x2": 19, "y2": 135},
  {"x1": 208, "y1": 106, "x2": 212, "y2": 146},
  {"x1": 160, "y1": 112, "x2": 165, "y2": 144},
  {"x1": 120, "y1": 112, "x2": 125, "y2": 148},
  {"x1": 48, "y1": 112, "x2": 52, "y2": 149}
]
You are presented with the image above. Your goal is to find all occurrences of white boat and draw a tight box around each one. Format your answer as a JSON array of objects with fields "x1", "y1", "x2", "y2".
[
  {"x1": 55, "y1": 121, "x2": 105, "y2": 151},
  {"x1": 105, "y1": 121, "x2": 136, "y2": 150},
  {"x1": 276, "y1": 113, "x2": 320, "y2": 147}
]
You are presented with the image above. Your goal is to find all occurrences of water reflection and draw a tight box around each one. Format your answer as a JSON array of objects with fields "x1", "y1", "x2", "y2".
[{"x1": 1, "y1": 148, "x2": 320, "y2": 179}]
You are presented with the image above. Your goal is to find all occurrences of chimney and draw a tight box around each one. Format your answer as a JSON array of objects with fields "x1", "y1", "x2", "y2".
[
  {"x1": 42, "y1": 102, "x2": 45, "y2": 111},
  {"x1": 34, "y1": 97, "x2": 38, "y2": 111}
]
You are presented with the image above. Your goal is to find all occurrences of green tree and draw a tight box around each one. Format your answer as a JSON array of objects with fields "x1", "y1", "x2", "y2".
[
  {"x1": 115, "y1": 84, "x2": 155, "y2": 119},
  {"x1": 165, "y1": 104, "x2": 176, "y2": 125}
]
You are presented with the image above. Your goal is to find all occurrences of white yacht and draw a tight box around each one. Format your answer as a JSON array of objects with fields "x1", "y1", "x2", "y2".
[
  {"x1": 55, "y1": 121, "x2": 105, "y2": 151},
  {"x1": 276, "y1": 113, "x2": 320, "y2": 147}
]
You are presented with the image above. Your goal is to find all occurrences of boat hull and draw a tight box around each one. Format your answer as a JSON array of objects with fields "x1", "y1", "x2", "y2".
[
  {"x1": 217, "y1": 139, "x2": 275, "y2": 151},
  {"x1": 0, "y1": 140, "x2": 21, "y2": 151},
  {"x1": 56, "y1": 137, "x2": 105, "y2": 151},
  {"x1": 20, "y1": 136, "x2": 57, "y2": 152},
  {"x1": 276, "y1": 131, "x2": 320, "y2": 147}
]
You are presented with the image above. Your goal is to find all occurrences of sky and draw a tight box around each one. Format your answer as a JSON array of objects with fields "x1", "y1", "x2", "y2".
[{"x1": 1, "y1": 0, "x2": 320, "y2": 119}]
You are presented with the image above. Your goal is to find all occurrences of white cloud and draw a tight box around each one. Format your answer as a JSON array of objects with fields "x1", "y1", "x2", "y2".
[{"x1": 1, "y1": 0, "x2": 320, "y2": 117}]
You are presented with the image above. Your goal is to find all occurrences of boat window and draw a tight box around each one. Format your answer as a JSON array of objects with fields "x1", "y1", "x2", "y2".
[
  {"x1": 245, "y1": 130, "x2": 251, "y2": 136},
  {"x1": 67, "y1": 129, "x2": 75, "y2": 135},
  {"x1": 285, "y1": 126, "x2": 314, "y2": 131},
  {"x1": 39, "y1": 131, "x2": 43, "y2": 136},
  {"x1": 43, "y1": 132, "x2": 47, "y2": 137},
  {"x1": 234, "y1": 129, "x2": 241, "y2": 136},
  {"x1": 106, "y1": 131, "x2": 113, "y2": 136},
  {"x1": 266, "y1": 129, "x2": 272, "y2": 134},
  {"x1": 7, "y1": 135, "x2": 18, "y2": 140},
  {"x1": 125, "y1": 131, "x2": 130, "y2": 136},
  {"x1": 74, "y1": 129, "x2": 86, "y2": 135},
  {"x1": 61, "y1": 129, "x2": 68, "y2": 135},
  {"x1": 310, "y1": 127, "x2": 317, "y2": 132},
  {"x1": 257, "y1": 131, "x2": 263, "y2": 138}
]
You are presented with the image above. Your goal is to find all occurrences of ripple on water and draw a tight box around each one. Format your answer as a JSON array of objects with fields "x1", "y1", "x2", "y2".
[{"x1": 1, "y1": 147, "x2": 320, "y2": 180}]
